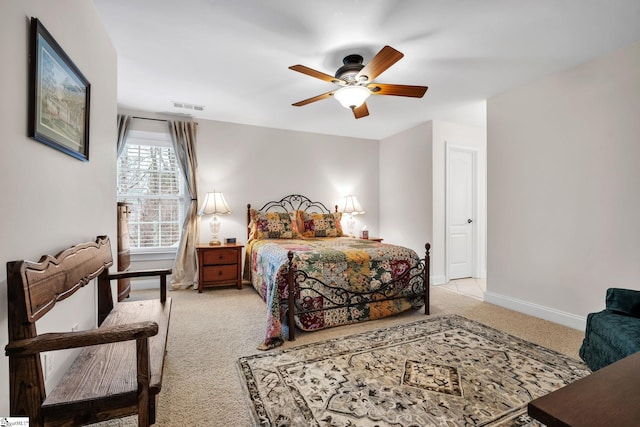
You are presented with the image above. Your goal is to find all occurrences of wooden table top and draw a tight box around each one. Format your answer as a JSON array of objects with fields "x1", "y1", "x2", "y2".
[{"x1": 528, "y1": 352, "x2": 640, "y2": 427}]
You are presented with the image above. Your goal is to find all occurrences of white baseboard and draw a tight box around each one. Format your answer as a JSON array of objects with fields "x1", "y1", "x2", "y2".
[{"x1": 484, "y1": 291, "x2": 587, "y2": 331}]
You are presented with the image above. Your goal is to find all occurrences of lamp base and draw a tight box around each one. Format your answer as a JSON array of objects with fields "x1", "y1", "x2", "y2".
[
  {"x1": 346, "y1": 214, "x2": 356, "y2": 239},
  {"x1": 209, "y1": 215, "x2": 222, "y2": 246}
]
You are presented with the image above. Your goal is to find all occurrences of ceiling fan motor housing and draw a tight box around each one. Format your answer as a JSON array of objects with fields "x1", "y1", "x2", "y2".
[{"x1": 335, "y1": 54, "x2": 365, "y2": 82}]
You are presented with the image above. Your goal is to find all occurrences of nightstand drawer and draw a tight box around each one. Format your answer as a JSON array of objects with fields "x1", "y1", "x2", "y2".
[
  {"x1": 202, "y1": 265, "x2": 237, "y2": 282},
  {"x1": 202, "y1": 249, "x2": 238, "y2": 265}
]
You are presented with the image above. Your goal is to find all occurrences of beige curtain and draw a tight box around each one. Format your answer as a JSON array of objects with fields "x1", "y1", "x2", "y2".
[
  {"x1": 168, "y1": 121, "x2": 199, "y2": 290},
  {"x1": 116, "y1": 114, "x2": 131, "y2": 157}
]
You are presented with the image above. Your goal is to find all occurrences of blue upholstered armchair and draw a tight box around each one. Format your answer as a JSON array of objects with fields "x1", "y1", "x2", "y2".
[{"x1": 579, "y1": 288, "x2": 640, "y2": 371}]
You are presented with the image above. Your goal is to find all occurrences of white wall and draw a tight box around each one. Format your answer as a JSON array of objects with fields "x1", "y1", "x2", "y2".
[
  {"x1": 195, "y1": 120, "x2": 379, "y2": 246},
  {"x1": 379, "y1": 120, "x2": 486, "y2": 284},
  {"x1": 0, "y1": 0, "x2": 117, "y2": 414},
  {"x1": 487, "y1": 41, "x2": 640, "y2": 330},
  {"x1": 379, "y1": 122, "x2": 433, "y2": 259}
]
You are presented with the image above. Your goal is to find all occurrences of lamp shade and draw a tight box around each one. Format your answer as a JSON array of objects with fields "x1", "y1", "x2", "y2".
[
  {"x1": 198, "y1": 192, "x2": 231, "y2": 215},
  {"x1": 339, "y1": 195, "x2": 365, "y2": 215},
  {"x1": 334, "y1": 86, "x2": 371, "y2": 109}
]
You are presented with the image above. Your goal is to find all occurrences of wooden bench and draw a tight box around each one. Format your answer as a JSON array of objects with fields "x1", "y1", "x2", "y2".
[{"x1": 4, "y1": 236, "x2": 172, "y2": 427}]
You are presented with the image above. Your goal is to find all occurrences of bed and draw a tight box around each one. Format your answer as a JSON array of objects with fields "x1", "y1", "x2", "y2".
[{"x1": 244, "y1": 194, "x2": 430, "y2": 350}]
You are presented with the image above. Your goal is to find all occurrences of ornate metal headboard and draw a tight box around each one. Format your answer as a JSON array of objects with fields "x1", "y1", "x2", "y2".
[{"x1": 246, "y1": 194, "x2": 337, "y2": 238}]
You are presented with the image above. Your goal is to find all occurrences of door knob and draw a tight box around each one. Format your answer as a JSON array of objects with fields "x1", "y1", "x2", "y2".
[{"x1": 467, "y1": 219, "x2": 473, "y2": 224}]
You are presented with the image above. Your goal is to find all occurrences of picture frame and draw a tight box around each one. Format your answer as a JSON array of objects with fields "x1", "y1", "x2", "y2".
[{"x1": 28, "y1": 17, "x2": 90, "y2": 161}]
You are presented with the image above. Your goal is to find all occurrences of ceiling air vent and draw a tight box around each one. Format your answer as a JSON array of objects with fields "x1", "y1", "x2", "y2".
[{"x1": 172, "y1": 101, "x2": 205, "y2": 111}]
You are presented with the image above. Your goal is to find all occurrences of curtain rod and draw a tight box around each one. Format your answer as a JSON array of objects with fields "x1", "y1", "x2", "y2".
[
  {"x1": 132, "y1": 116, "x2": 167, "y2": 122},
  {"x1": 131, "y1": 116, "x2": 197, "y2": 125}
]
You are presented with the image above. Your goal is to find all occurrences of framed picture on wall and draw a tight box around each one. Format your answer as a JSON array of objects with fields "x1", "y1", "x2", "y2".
[{"x1": 28, "y1": 17, "x2": 91, "y2": 161}]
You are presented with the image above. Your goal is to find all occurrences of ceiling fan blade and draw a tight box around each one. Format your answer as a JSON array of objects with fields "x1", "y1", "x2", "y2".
[
  {"x1": 292, "y1": 91, "x2": 335, "y2": 107},
  {"x1": 352, "y1": 102, "x2": 369, "y2": 119},
  {"x1": 368, "y1": 83, "x2": 428, "y2": 98},
  {"x1": 289, "y1": 65, "x2": 343, "y2": 85},
  {"x1": 356, "y1": 45, "x2": 404, "y2": 82}
]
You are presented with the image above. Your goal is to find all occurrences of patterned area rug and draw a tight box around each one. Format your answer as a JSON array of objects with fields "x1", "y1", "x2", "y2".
[{"x1": 238, "y1": 315, "x2": 590, "y2": 426}]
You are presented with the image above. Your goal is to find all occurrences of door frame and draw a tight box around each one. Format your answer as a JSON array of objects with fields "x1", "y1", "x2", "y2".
[{"x1": 445, "y1": 142, "x2": 480, "y2": 282}]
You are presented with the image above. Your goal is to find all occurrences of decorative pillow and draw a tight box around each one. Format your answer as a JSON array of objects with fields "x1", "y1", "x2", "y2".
[
  {"x1": 296, "y1": 211, "x2": 343, "y2": 238},
  {"x1": 249, "y1": 210, "x2": 299, "y2": 240}
]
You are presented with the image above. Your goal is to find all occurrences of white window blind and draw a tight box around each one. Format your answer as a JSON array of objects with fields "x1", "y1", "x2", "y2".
[{"x1": 117, "y1": 132, "x2": 186, "y2": 249}]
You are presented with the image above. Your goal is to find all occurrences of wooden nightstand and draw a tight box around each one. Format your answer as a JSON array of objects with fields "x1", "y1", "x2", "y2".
[{"x1": 196, "y1": 244, "x2": 244, "y2": 293}]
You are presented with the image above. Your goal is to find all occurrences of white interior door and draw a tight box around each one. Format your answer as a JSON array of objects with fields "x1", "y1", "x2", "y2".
[{"x1": 447, "y1": 146, "x2": 476, "y2": 280}]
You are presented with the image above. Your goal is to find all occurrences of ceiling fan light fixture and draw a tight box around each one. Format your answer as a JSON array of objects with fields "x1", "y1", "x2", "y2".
[{"x1": 334, "y1": 86, "x2": 370, "y2": 109}]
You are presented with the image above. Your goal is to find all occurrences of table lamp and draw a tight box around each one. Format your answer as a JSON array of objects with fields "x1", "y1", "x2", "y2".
[
  {"x1": 339, "y1": 195, "x2": 364, "y2": 237},
  {"x1": 198, "y1": 192, "x2": 231, "y2": 245}
]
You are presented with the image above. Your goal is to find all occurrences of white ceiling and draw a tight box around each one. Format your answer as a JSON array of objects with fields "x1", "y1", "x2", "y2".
[{"x1": 93, "y1": 0, "x2": 640, "y2": 140}]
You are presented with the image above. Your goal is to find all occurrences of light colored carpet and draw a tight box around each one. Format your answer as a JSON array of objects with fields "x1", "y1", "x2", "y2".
[{"x1": 91, "y1": 284, "x2": 586, "y2": 426}]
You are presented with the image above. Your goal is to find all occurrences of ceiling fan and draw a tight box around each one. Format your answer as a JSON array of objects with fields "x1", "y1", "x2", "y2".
[{"x1": 289, "y1": 45, "x2": 428, "y2": 119}]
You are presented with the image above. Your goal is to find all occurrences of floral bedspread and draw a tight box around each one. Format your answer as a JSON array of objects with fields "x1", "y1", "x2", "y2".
[{"x1": 245, "y1": 237, "x2": 424, "y2": 349}]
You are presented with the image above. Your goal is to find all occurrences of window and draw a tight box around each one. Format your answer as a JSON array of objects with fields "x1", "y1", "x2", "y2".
[{"x1": 117, "y1": 131, "x2": 186, "y2": 250}]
